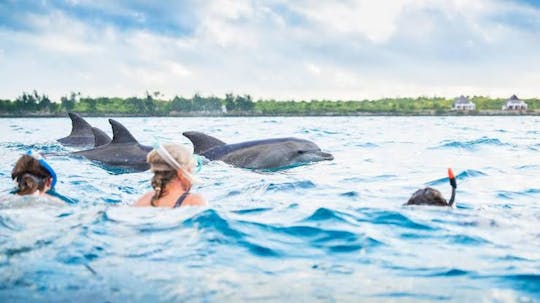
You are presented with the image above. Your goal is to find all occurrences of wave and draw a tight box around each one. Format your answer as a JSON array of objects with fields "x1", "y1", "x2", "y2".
[
  {"x1": 356, "y1": 209, "x2": 438, "y2": 231},
  {"x1": 265, "y1": 180, "x2": 316, "y2": 192},
  {"x1": 528, "y1": 143, "x2": 540, "y2": 151},
  {"x1": 496, "y1": 188, "x2": 540, "y2": 199},
  {"x1": 302, "y1": 207, "x2": 350, "y2": 223},
  {"x1": 342, "y1": 174, "x2": 397, "y2": 183},
  {"x1": 482, "y1": 273, "x2": 540, "y2": 295},
  {"x1": 427, "y1": 169, "x2": 486, "y2": 185},
  {"x1": 434, "y1": 137, "x2": 510, "y2": 150},
  {"x1": 371, "y1": 292, "x2": 451, "y2": 301},
  {"x1": 1, "y1": 142, "x2": 67, "y2": 155},
  {"x1": 354, "y1": 142, "x2": 379, "y2": 148}
]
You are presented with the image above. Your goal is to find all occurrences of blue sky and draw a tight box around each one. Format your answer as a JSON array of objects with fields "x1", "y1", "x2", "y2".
[{"x1": 1, "y1": 0, "x2": 540, "y2": 100}]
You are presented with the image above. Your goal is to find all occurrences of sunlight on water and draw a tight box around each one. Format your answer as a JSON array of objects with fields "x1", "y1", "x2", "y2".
[{"x1": 0, "y1": 116, "x2": 539, "y2": 302}]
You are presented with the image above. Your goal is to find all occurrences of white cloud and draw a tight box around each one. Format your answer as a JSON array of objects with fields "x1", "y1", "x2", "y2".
[
  {"x1": 1, "y1": 0, "x2": 540, "y2": 100},
  {"x1": 287, "y1": 0, "x2": 408, "y2": 43}
]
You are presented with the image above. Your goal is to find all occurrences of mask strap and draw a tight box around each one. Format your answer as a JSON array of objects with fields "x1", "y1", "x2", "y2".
[
  {"x1": 154, "y1": 144, "x2": 182, "y2": 171},
  {"x1": 152, "y1": 143, "x2": 202, "y2": 184},
  {"x1": 25, "y1": 150, "x2": 57, "y2": 189}
]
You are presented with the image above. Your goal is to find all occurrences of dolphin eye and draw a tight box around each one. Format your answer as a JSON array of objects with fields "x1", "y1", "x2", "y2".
[{"x1": 297, "y1": 150, "x2": 305, "y2": 154}]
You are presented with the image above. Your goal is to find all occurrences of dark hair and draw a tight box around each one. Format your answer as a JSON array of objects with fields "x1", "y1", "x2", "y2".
[
  {"x1": 150, "y1": 171, "x2": 177, "y2": 206},
  {"x1": 11, "y1": 155, "x2": 51, "y2": 195}
]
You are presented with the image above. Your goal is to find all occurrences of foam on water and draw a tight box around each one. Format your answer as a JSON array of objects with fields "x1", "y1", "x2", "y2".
[{"x1": 0, "y1": 116, "x2": 539, "y2": 302}]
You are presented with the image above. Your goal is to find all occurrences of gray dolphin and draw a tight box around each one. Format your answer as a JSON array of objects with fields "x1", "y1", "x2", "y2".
[
  {"x1": 183, "y1": 131, "x2": 334, "y2": 169},
  {"x1": 91, "y1": 127, "x2": 111, "y2": 147},
  {"x1": 74, "y1": 119, "x2": 152, "y2": 171},
  {"x1": 57, "y1": 112, "x2": 95, "y2": 146}
]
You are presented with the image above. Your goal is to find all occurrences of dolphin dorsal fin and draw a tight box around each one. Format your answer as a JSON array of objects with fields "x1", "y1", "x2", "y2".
[
  {"x1": 68, "y1": 112, "x2": 93, "y2": 136},
  {"x1": 183, "y1": 131, "x2": 226, "y2": 154},
  {"x1": 92, "y1": 127, "x2": 111, "y2": 147},
  {"x1": 109, "y1": 119, "x2": 138, "y2": 144}
]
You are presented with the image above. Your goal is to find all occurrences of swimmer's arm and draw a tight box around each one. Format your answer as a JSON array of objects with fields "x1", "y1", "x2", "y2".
[{"x1": 134, "y1": 192, "x2": 154, "y2": 207}]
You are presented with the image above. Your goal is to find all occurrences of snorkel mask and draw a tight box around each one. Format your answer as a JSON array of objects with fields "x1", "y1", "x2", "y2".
[
  {"x1": 153, "y1": 144, "x2": 202, "y2": 184},
  {"x1": 25, "y1": 150, "x2": 57, "y2": 189}
]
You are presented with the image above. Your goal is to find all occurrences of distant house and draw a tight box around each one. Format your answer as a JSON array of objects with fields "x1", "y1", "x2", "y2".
[
  {"x1": 502, "y1": 95, "x2": 528, "y2": 111},
  {"x1": 452, "y1": 96, "x2": 476, "y2": 111}
]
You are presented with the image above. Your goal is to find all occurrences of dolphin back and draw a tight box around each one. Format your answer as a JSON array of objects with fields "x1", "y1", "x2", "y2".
[
  {"x1": 92, "y1": 127, "x2": 112, "y2": 147},
  {"x1": 73, "y1": 119, "x2": 151, "y2": 172},
  {"x1": 183, "y1": 131, "x2": 226, "y2": 154},
  {"x1": 57, "y1": 112, "x2": 95, "y2": 145},
  {"x1": 67, "y1": 112, "x2": 93, "y2": 137},
  {"x1": 109, "y1": 119, "x2": 139, "y2": 144}
]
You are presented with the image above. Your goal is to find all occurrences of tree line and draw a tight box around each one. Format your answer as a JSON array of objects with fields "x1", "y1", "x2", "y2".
[{"x1": 0, "y1": 91, "x2": 538, "y2": 116}]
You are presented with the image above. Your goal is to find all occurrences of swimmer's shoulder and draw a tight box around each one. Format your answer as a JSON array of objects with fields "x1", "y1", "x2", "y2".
[
  {"x1": 134, "y1": 192, "x2": 154, "y2": 207},
  {"x1": 183, "y1": 192, "x2": 206, "y2": 207}
]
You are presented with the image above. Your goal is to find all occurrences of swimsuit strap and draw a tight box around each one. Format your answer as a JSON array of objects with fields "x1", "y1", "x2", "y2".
[{"x1": 173, "y1": 191, "x2": 190, "y2": 208}]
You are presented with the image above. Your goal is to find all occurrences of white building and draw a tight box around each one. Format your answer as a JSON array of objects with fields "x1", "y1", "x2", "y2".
[
  {"x1": 452, "y1": 96, "x2": 476, "y2": 111},
  {"x1": 502, "y1": 95, "x2": 528, "y2": 111}
]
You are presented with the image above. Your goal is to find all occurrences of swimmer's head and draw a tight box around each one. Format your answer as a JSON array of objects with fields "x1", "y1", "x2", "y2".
[
  {"x1": 405, "y1": 168, "x2": 457, "y2": 207},
  {"x1": 147, "y1": 143, "x2": 200, "y2": 183},
  {"x1": 146, "y1": 143, "x2": 201, "y2": 206},
  {"x1": 11, "y1": 151, "x2": 56, "y2": 195},
  {"x1": 406, "y1": 187, "x2": 448, "y2": 206}
]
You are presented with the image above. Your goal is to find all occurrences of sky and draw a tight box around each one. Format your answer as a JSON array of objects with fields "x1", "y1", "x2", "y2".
[{"x1": 1, "y1": 0, "x2": 540, "y2": 101}]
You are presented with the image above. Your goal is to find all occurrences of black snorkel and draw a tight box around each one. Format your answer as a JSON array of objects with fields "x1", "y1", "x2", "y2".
[{"x1": 448, "y1": 168, "x2": 457, "y2": 206}]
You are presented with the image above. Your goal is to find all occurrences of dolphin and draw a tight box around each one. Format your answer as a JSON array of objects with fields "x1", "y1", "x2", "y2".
[
  {"x1": 57, "y1": 112, "x2": 95, "y2": 146},
  {"x1": 91, "y1": 127, "x2": 111, "y2": 147},
  {"x1": 73, "y1": 119, "x2": 152, "y2": 171},
  {"x1": 183, "y1": 131, "x2": 334, "y2": 169}
]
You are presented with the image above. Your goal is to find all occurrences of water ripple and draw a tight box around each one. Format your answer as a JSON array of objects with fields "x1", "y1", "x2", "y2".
[
  {"x1": 434, "y1": 136, "x2": 510, "y2": 150},
  {"x1": 357, "y1": 209, "x2": 438, "y2": 230},
  {"x1": 428, "y1": 169, "x2": 486, "y2": 185}
]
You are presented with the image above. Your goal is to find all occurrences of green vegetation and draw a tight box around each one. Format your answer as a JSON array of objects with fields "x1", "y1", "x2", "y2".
[{"x1": 1, "y1": 91, "x2": 539, "y2": 116}]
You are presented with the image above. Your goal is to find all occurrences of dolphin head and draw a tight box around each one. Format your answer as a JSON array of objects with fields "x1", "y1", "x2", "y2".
[
  {"x1": 287, "y1": 139, "x2": 334, "y2": 163},
  {"x1": 255, "y1": 138, "x2": 333, "y2": 169}
]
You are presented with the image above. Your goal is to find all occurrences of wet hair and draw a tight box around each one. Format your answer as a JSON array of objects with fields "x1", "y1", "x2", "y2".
[
  {"x1": 146, "y1": 143, "x2": 196, "y2": 207},
  {"x1": 11, "y1": 155, "x2": 52, "y2": 195},
  {"x1": 406, "y1": 187, "x2": 448, "y2": 206},
  {"x1": 149, "y1": 170, "x2": 177, "y2": 206}
]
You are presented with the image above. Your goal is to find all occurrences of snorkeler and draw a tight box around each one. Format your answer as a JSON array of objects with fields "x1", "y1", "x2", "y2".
[
  {"x1": 11, "y1": 150, "x2": 60, "y2": 200},
  {"x1": 135, "y1": 143, "x2": 206, "y2": 208},
  {"x1": 405, "y1": 168, "x2": 457, "y2": 207}
]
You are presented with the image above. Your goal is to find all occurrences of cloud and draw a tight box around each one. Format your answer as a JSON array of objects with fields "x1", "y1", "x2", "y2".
[{"x1": 1, "y1": 0, "x2": 540, "y2": 100}]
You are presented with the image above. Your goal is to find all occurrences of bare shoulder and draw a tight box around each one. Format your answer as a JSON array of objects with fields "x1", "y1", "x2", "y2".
[
  {"x1": 134, "y1": 192, "x2": 154, "y2": 207},
  {"x1": 184, "y1": 193, "x2": 207, "y2": 206}
]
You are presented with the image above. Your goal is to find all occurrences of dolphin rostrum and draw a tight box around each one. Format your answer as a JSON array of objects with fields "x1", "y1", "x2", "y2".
[
  {"x1": 183, "y1": 131, "x2": 334, "y2": 169},
  {"x1": 57, "y1": 112, "x2": 96, "y2": 146},
  {"x1": 74, "y1": 119, "x2": 152, "y2": 171}
]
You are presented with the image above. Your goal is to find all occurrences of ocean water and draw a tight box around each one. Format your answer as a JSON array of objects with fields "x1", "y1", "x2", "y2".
[{"x1": 0, "y1": 116, "x2": 539, "y2": 302}]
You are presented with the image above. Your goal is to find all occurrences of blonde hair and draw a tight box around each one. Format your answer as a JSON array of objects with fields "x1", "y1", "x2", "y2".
[{"x1": 146, "y1": 143, "x2": 196, "y2": 206}]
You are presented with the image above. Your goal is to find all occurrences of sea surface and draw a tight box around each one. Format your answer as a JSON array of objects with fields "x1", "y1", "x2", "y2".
[{"x1": 0, "y1": 116, "x2": 539, "y2": 302}]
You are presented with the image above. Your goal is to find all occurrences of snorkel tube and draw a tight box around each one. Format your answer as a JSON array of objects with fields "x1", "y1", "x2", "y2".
[
  {"x1": 447, "y1": 168, "x2": 457, "y2": 206},
  {"x1": 26, "y1": 150, "x2": 57, "y2": 190}
]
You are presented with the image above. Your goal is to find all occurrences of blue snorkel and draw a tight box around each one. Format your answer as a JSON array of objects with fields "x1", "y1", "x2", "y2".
[
  {"x1": 194, "y1": 154, "x2": 203, "y2": 173},
  {"x1": 26, "y1": 150, "x2": 57, "y2": 189}
]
